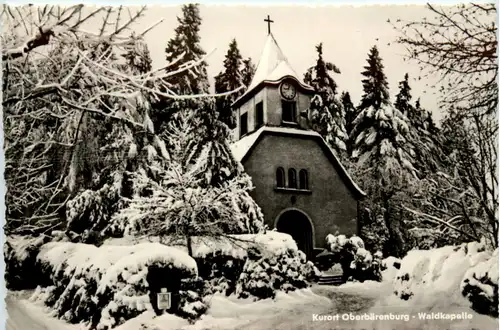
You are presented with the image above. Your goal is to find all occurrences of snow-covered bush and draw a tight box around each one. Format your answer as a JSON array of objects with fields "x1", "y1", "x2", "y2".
[
  {"x1": 4, "y1": 235, "x2": 49, "y2": 289},
  {"x1": 33, "y1": 241, "x2": 198, "y2": 329},
  {"x1": 380, "y1": 256, "x2": 401, "y2": 282},
  {"x1": 324, "y1": 233, "x2": 382, "y2": 282},
  {"x1": 461, "y1": 249, "x2": 498, "y2": 317},
  {"x1": 177, "y1": 277, "x2": 210, "y2": 321},
  {"x1": 359, "y1": 208, "x2": 390, "y2": 253},
  {"x1": 235, "y1": 246, "x2": 319, "y2": 300},
  {"x1": 190, "y1": 232, "x2": 299, "y2": 298},
  {"x1": 195, "y1": 251, "x2": 246, "y2": 296},
  {"x1": 393, "y1": 240, "x2": 492, "y2": 302}
]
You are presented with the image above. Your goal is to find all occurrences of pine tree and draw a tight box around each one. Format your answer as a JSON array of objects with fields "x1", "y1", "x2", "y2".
[
  {"x1": 358, "y1": 46, "x2": 390, "y2": 110},
  {"x1": 304, "y1": 43, "x2": 347, "y2": 155},
  {"x1": 214, "y1": 39, "x2": 245, "y2": 129},
  {"x1": 394, "y1": 73, "x2": 412, "y2": 116},
  {"x1": 110, "y1": 99, "x2": 265, "y2": 255},
  {"x1": 394, "y1": 74, "x2": 442, "y2": 176},
  {"x1": 241, "y1": 57, "x2": 256, "y2": 88},
  {"x1": 341, "y1": 91, "x2": 357, "y2": 153},
  {"x1": 152, "y1": 4, "x2": 210, "y2": 134},
  {"x1": 351, "y1": 46, "x2": 415, "y2": 183},
  {"x1": 164, "y1": 4, "x2": 209, "y2": 95},
  {"x1": 122, "y1": 37, "x2": 153, "y2": 74},
  {"x1": 351, "y1": 53, "x2": 420, "y2": 257}
]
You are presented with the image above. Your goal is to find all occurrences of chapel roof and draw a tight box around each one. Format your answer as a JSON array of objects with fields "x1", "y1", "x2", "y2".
[
  {"x1": 232, "y1": 33, "x2": 314, "y2": 107},
  {"x1": 230, "y1": 126, "x2": 367, "y2": 199}
]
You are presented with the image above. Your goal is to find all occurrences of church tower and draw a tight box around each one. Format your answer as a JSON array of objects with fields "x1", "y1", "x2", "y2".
[
  {"x1": 230, "y1": 17, "x2": 365, "y2": 260},
  {"x1": 232, "y1": 27, "x2": 315, "y2": 140}
]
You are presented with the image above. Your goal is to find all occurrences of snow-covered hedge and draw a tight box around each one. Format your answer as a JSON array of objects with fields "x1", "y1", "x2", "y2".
[
  {"x1": 4, "y1": 235, "x2": 49, "y2": 289},
  {"x1": 393, "y1": 239, "x2": 499, "y2": 319},
  {"x1": 105, "y1": 232, "x2": 318, "y2": 301},
  {"x1": 188, "y1": 232, "x2": 319, "y2": 300},
  {"x1": 393, "y1": 241, "x2": 492, "y2": 301},
  {"x1": 235, "y1": 245, "x2": 319, "y2": 300},
  {"x1": 192, "y1": 231, "x2": 310, "y2": 298},
  {"x1": 380, "y1": 256, "x2": 401, "y2": 282},
  {"x1": 461, "y1": 249, "x2": 498, "y2": 317},
  {"x1": 32, "y1": 241, "x2": 201, "y2": 329},
  {"x1": 324, "y1": 234, "x2": 382, "y2": 282}
]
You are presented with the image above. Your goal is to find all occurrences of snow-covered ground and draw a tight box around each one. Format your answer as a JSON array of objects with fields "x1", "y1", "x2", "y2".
[
  {"x1": 6, "y1": 292, "x2": 82, "y2": 330},
  {"x1": 4, "y1": 279, "x2": 392, "y2": 330},
  {"x1": 6, "y1": 242, "x2": 498, "y2": 330},
  {"x1": 7, "y1": 276, "x2": 498, "y2": 330}
]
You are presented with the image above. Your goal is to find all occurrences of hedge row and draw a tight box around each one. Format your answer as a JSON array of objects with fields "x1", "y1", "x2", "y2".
[
  {"x1": 8, "y1": 232, "x2": 320, "y2": 328},
  {"x1": 32, "y1": 242, "x2": 205, "y2": 329}
]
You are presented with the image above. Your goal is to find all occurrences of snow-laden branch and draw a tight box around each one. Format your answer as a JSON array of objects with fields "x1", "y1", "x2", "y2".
[
  {"x1": 77, "y1": 47, "x2": 247, "y2": 100},
  {"x1": 1, "y1": 5, "x2": 153, "y2": 61},
  {"x1": 402, "y1": 205, "x2": 479, "y2": 241}
]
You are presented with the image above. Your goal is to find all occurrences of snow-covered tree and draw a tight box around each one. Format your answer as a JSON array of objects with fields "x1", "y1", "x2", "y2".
[
  {"x1": 342, "y1": 91, "x2": 357, "y2": 154},
  {"x1": 1, "y1": 5, "x2": 229, "y2": 239},
  {"x1": 351, "y1": 46, "x2": 415, "y2": 184},
  {"x1": 304, "y1": 43, "x2": 347, "y2": 156},
  {"x1": 110, "y1": 104, "x2": 265, "y2": 256},
  {"x1": 164, "y1": 3, "x2": 208, "y2": 95},
  {"x1": 214, "y1": 39, "x2": 246, "y2": 129},
  {"x1": 152, "y1": 3, "x2": 211, "y2": 134},
  {"x1": 241, "y1": 57, "x2": 256, "y2": 88},
  {"x1": 394, "y1": 73, "x2": 412, "y2": 116},
  {"x1": 394, "y1": 74, "x2": 442, "y2": 176},
  {"x1": 350, "y1": 46, "x2": 418, "y2": 257},
  {"x1": 393, "y1": 4, "x2": 498, "y2": 248}
]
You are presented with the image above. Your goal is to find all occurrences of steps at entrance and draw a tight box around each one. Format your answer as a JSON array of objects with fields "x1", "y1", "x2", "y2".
[{"x1": 317, "y1": 274, "x2": 345, "y2": 286}]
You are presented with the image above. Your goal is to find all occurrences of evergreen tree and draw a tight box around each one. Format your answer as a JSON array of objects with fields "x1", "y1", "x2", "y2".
[
  {"x1": 351, "y1": 45, "x2": 415, "y2": 182},
  {"x1": 351, "y1": 46, "x2": 416, "y2": 257},
  {"x1": 122, "y1": 37, "x2": 153, "y2": 74},
  {"x1": 304, "y1": 43, "x2": 347, "y2": 155},
  {"x1": 341, "y1": 91, "x2": 357, "y2": 153},
  {"x1": 394, "y1": 73, "x2": 412, "y2": 117},
  {"x1": 241, "y1": 57, "x2": 256, "y2": 88},
  {"x1": 394, "y1": 74, "x2": 442, "y2": 176},
  {"x1": 214, "y1": 39, "x2": 244, "y2": 129},
  {"x1": 152, "y1": 4, "x2": 210, "y2": 134},
  {"x1": 110, "y1": 99, "x2": 265, "y2": 255},
  {"x1": 164, "y1": 4, "x2": 209, "y2": 95}
]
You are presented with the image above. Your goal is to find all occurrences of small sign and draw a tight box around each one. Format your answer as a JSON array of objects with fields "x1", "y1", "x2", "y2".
[{"x1": 157, "y1": 288, "x2": 171, "y2": 310}]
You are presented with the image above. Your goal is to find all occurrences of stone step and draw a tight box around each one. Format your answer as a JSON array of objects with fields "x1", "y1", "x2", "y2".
[{"x1": 317, "y1": 274, "x2": 345, "y2": 286}]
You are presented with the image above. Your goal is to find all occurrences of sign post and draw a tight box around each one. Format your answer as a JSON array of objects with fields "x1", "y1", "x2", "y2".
[{"x1": 157, "y1": 288, "x2": 171, "y2": 310}]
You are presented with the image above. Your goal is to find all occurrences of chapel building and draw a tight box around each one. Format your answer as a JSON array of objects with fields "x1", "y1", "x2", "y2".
[{"x1": 230, "y1": 27, "x2": 366, "y2": 260}]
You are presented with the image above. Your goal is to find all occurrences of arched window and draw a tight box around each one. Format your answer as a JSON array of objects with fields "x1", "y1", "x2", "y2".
[
  {"x1": 288, "y1": 168, "x2": 297, "y2": 189},
  {"x1": 299, "y1": 169, "x2": 309, "y2": 190},
  {"x1": 276, "y1": 167, "x2": 285, "y2": 187}
]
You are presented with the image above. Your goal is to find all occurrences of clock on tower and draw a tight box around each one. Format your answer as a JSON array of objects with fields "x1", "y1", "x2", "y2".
[{"x1": 280, "y1": 81, "x2": 297, "y2": 100}]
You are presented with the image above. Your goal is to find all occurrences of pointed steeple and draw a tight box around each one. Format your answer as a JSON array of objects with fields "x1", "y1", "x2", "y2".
[{"x1": 233, "y1": 33, "x2": 313, "y2": 107}]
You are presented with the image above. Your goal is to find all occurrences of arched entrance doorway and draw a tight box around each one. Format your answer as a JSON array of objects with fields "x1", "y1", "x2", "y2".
[{"x1": 275, "y1": 209, "x2": 314, "y2": 260}]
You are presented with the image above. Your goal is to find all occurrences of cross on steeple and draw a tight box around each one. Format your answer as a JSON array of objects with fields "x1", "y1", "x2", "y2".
[{"x1": 264, "y1": 15, "x2": 274, "y2": 35}]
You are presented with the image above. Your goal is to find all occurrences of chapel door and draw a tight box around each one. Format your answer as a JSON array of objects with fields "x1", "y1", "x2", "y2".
[{"x1": 276, "y1": 210, "x2": 314, "y2": 260}]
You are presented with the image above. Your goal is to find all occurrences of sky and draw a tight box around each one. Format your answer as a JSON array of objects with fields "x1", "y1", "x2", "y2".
[{"x1": 120, "y1": 5, "x2": 447, "y2": 121}]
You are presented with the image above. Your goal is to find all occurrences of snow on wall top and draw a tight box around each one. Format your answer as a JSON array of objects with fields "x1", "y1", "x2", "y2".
[
  {"x1": 233, "y1": 33, "x2": 313, "y2": 106},
  {"x1": 230, "y1": 126, "x2": 366, "y2": 197},
  {"x1": 191, "y1": 231, "x2": 299, "y2": 259},
  {"x1": 37, "y1": 242, "x2": 198, "y2": 290},
  {"x1": 102, "y1": 232, "x2": 298, "y2": 260}
]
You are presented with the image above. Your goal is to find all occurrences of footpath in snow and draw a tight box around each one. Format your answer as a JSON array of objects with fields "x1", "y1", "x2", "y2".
[
  {"x1": 6, "y1": 292, "x2": 81, "y2": 330},
  {"x1": 5, "y1": 284, "x2": 383, "y2": 330},
  {"x1": 6, "y1": 277, "x2": 498, "y2": 330}
]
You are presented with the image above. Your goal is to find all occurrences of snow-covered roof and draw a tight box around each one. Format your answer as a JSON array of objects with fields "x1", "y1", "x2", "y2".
[
  {"x1": 233, "y1": 33, "x2": 313, "y2": 107},
  {"x1": 230, "y1": 126, "x2": 366, "y2": 198}
]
